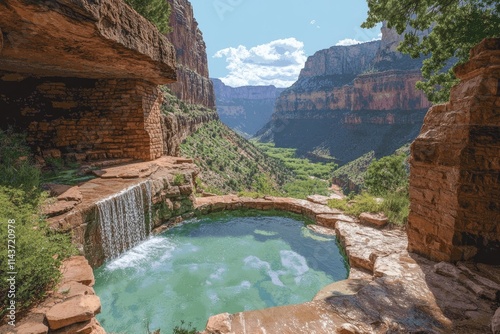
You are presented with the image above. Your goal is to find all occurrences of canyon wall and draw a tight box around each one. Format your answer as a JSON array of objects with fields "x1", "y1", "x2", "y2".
[
  {"x1": 0, "y1": 0, "x2": 176, "y2": 161},
  {"x1": 212, "y1": 78, "x2": 285, "y2": 136},
  {"x1": 161, "y1": 0, "x2": 218, "y2": 155},
  {"x1": 264, "y1": 24, "x2": 431, "y2": 165},
  {"x1": 166, "y1": 0, "x2": 215, "y2": 109},
  {"x1": 408, "y1": 38, "x2": 500, "y2": 264}
]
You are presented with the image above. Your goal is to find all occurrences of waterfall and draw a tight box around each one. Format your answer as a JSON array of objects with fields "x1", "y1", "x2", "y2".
[{"x1": 96, "y1": 180, "x2": 152, "y2": 260}]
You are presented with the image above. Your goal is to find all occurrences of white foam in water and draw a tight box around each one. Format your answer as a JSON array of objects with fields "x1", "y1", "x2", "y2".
[
  {"x1": 209, "y1": 267, "x2": 226, "y2": 281},
  {"x1": 280, "y1": 250, "x2": 309, "y2": 276},
  {"x1": 97, "y1": 180, "x2": 152, "y2": 260},
  {"x1": 105, "y1": 237, "x2": 175, "y2": 271},
  {"x1": 243, "y1": 256, "x2": 285, "y2": 287}
]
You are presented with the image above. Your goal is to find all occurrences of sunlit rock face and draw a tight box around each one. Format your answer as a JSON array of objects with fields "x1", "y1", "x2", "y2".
[
  {"x1": 262, "y1": 24, "x2": 431, "y2": 165},
  {"x1": 0, "y1": 0, "x2": 177, "y2": 161},
  {"x1": 408, "y1": 38, "x2": 500, "y2": 264}
]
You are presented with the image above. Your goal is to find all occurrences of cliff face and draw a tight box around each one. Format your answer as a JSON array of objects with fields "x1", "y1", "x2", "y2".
[
  {"x1": 166, "y1": 0, "x2": 215, "y2": 109},
  {"x1": 0, "y1": 0, "x2": 176, "y2": 162},
  {"x1": 212, "y1": 78, "x2": 284, "y2": 136},
  {"x1": 408, "y1": 38, "x2": 500, "y2": 264},
  {"x1": 264, "y1": 25, "x2": 431, "y2": 165}
]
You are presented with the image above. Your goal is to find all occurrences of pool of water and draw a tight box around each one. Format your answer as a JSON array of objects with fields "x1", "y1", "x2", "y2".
[{"x1": 94, "y1": 213, "x2": 348, "y2": 333}]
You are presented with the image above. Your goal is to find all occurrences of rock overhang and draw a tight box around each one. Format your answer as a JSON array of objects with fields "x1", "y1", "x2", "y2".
[{"x1": 0, "y1": 0, "x2": 176, "y2": 84}]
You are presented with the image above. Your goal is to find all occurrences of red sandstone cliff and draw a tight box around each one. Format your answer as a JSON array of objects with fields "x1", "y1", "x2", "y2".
[
  {"x1": 264, "y1": 25, "x2": 431, "y2": 165},
  {"x1": 161, "y1": 0, "x2": 218, "y2": 156},
  {"x1": 166, "y1": 0, "x2": 215, "y2": 109}
]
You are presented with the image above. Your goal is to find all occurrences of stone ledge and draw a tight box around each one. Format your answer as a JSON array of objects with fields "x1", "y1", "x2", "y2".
[
  {"x1": 0, "y1": 256, "x2": 104, "y2": 334},
  {"x1": 198, "y1": 196, "x2": 499, "y2": 334},
  {"x1": 0, "y1": 0, "x2": 176, "y2": 83}
]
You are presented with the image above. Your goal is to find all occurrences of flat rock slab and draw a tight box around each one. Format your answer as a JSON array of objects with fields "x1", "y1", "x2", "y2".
[
  {"x1": 335, "y1": 221, "x2": 407, "y2": 272},
  {"x1": 42, "y1": 201, "x2": 77, "y2": 217},
  {"x1": 12, "y1": 322, "x2": 48, "y2": 334},
  {"x1": 45, "y1": 295, "x2": 101, "y2": 330},
  {"x1": 57, "y1": 186, "x2": 83, "y2": 203},
  {"x1": 359, "y1": 212, "x2": 388, "y2": 227},
  {"x1": 60, "y1": 256, "x2": 94, "y2": 287}
]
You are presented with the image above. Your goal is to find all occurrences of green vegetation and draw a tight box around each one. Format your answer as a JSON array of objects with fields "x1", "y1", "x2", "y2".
[
  {"x1": 181, "y1": 120, "x2": 292, "y2": 195},
  {"x1": 329, "y1": 153, "x2": 410, "y2": 226},
  {"x1": 0, "y1": 130, "x2": 76, "y2": 318},
  {"x1": 160, "y1": 86, "x2": 215, "y2": 118},
  {"x1": 254, "y1": 142, "x2": 336, "y2": 199},
  {"x1": 363, "y1": 0, "x2": 500, "y2": 103},
  {"x1": 255, "y1": 143, "x2": 337, "y2": 180},
  {"x1": 364, "y1": 154, "x2": 408, "y2": 196},
  {"x1": 173, "y1": 173, "x2": 185, "y2": 186},
  {"x1": 172, "y1": 320, "x2": 197, "y2": 334},
  {"x1": 124, "y1": 0, "x2": 171, "y2": 33},
  {"x1": 332, "y1": 151, "x2": 376, "y2": 193},
  {"x1": 179, "y1": 119, "x2": 337, "y2": 199}
]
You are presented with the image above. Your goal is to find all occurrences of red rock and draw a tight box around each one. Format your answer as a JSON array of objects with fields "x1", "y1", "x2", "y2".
[
  {"x1": 60, "y1": 256, "x2": 95, "y2": 287},
  {"x1": 408, "y1": 38, "x2": 500, "y2": 263},
  {"x1": 57, "y1": 187, "x2": 83, "y2": 203},
  {"x1": 14, "y1": 321, "x2": 48, "y2": 334},
  {"x1": 57, "y1": 282, "x2": 95, "y2": 299},
  {"x1": 45, "y1": 295, "x2": 101, "y2": 330},
  {"x1": 50, "y1": 318, "x2": 98, "y2": 334},
  {"x1": 359, "y1": 212, "x2": 388, "y2": 228},
  {"x1": 42, "y1": 201, "x2": 78, "y2": 217}
]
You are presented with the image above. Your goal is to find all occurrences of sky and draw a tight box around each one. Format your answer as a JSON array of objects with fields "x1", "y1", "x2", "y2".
[{"x1": 189, "y1": 0, "x2": 382, "y2": 88}]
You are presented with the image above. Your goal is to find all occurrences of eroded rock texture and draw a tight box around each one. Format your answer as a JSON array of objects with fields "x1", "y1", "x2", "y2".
[
  {"x1": 0, "y1": 0, "x2": 176, "y2": 161},
  {"x1": 165, "y1": 0, "x2": 215, "y2": 108},
  {"x1": 408, "y1": 38, "x2": 500, "y2": 264},
  {"x1": 263, "y1": 23, "x2": 431, "y2": 165}
]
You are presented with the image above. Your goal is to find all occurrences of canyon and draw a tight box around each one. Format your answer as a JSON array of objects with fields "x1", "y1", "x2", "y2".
[
  {"x1": 260, "y1": 23, "x2": 431, "y2": 165},
  {"x1": 212, "y1": 78, "x2": 284, "y2": 137},
  {"x1": 0, "y1": 0, "x2": 499, "y2": 333}
]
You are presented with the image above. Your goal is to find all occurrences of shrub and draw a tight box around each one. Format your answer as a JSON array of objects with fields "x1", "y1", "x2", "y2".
[
  {"x1": 0, "y1": 187, "x2": 77, "y2": 317},
  {"x1": 0, "y1": 129, "x2": 40, "y2": 194},
  {"x1": 381, "y1": 192, "x2": 410, "y2": 226},
  {"x1": 124, "y1": 0, "x2": 171, "y2": 33},
  {"x1": 364, "y1": 154, "x2": 408, "y2": 196},
  {"x1": 328, "y1": 193, "x2": 383, "y2": 217},
  {"x1": 172, "y1": 320, "x2": 197, "y2": 334},
  {"x1": 173, "y1": 173, "x2": 185, "y2": 186}
]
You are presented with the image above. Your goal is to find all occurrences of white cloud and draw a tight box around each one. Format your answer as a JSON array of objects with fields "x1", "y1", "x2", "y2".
[
  {"x1": 335, "y1": 38, "x2": 363, "y2": 46},
  {"x1": 213, "y1": 38, "x2": 307, "y2": 88},
  {"x1": 310, "y1": 19, "x2": 316, "y2": 25}
]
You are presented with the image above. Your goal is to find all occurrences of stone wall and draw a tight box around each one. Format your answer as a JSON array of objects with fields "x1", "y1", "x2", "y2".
[
  {"x1": 0, "y1": 0, "x2": 177, "y2": 162},
  {"x1": 0, "y1": 74, "x2": 165, "y2": 161},
  {"x1": 408, "y1": 38, "x2": 500, "y2": 264}
]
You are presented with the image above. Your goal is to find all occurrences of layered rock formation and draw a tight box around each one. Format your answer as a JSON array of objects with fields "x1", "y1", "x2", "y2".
[
  {"x1": 262, "y1": 24, "x2": 431, "y2": 165},
  {"x1": 0, "y1": 256, "x2": 105, "y2": 333},
  {"x1": 161, "y1": 0, "x2": 218, "y2": 156},
  {"x1": 0, "y1": 0, "x2": 176, "y2": 161},
  {"x1": 408, "y1": 38, "x2": 500, "y2": 264},
  {"x1": 212, "y1": 78, "x2": 285, "y2": 136},
  {"x1": 165, "y1": 0, "x2": 215, "y2": 109}
]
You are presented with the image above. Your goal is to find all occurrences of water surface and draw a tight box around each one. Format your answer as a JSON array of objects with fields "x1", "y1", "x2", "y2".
[{"x1": 94, "y1": 213, "x2": 348, "y2": 333}]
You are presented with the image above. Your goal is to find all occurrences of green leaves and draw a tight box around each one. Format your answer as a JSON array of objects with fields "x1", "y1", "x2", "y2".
[
  {"x1": 124, "y1": 0, "x2": 171, "y2": 33},
  {"x1": 364, "y1": 0, "x2": 500, "y2": 103},
  {"x1": 364, "y1": 154, "x2": 408, "y2": 196}
]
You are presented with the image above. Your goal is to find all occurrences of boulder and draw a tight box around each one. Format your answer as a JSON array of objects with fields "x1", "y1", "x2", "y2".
[
  {"x1": 492, "y1": 308, "x2": 500, "y2": 334},
  {"x1": 45, "y1": 295, "x2": 101, "y2": 330},
  {"x1": 359, "y1": 212, "x2": 388, "y2": 228}
]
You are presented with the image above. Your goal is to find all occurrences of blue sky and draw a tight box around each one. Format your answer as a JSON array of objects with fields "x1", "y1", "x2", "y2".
[{"x1": 189, "y1": 0, "x2": 381, "y2": 87}]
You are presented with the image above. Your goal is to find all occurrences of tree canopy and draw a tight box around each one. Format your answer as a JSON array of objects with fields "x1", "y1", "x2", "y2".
[
  {"x1": 363, "y1": 0, "x2": 500, "y2": 103},
  {"x1": 124, "y1": 0, "x2": 171, "y2": 34}
]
